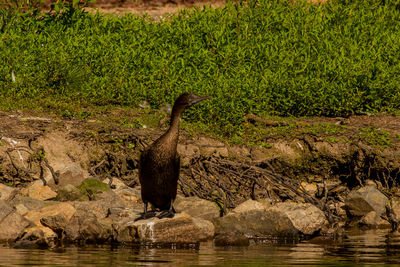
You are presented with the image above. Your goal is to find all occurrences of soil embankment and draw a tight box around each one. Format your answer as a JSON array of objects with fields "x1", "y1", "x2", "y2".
[{"x1": 1, "y1": 110, "x2": 400, "y2": 248}]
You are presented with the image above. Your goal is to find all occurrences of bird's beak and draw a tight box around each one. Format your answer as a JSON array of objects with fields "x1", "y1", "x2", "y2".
[{"x1": 190, "y1": 95, "x2": 212, "y2": 105}]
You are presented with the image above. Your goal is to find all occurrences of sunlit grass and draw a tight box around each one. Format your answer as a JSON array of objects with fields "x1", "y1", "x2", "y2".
[{"x1": 1, "y1": 0, "x2": 400, "y2": 137}]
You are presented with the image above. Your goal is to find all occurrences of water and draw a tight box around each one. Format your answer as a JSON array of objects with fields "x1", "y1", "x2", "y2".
[{"x1": 1, "y1": 229, "x2": 400, "y2": 266}]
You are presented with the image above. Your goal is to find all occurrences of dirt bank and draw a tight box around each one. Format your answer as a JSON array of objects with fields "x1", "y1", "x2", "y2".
[
  {"x1": 42, "y1": 0, "x2": 226, "y2": 18},
  {"x1": 1, "y1": 109, "x2": 400, "y2": 213}
]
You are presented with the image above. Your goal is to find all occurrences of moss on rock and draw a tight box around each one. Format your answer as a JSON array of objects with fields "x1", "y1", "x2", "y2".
[{"x1": 77, "y1": 178, "x2": 110, "y2": 200}]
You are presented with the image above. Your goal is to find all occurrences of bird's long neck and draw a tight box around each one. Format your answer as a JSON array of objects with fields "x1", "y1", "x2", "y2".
[{"x1": 161, "y1": 105, "x2": 184, "y2": 149}]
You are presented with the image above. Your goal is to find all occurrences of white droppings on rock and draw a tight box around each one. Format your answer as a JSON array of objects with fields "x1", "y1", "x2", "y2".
[
  {"x1": 140, "y1": 221, "x2": 156, "y2": 243},
  {"x1": 147, "y1": 221, "x2": 155, "y2": 242}
]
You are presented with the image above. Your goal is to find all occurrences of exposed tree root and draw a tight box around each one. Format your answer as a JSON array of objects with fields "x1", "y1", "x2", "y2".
[
  {"x1": 5, "y1": 145, "x2": 58, "y2": 186},
  {"x1": 179, "y1": 157, "x2": 342, "y2": 223}
]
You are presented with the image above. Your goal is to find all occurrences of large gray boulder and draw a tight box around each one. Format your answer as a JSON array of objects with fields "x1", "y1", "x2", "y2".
[
  {"x1": 392, "y1": 197, "x2": 400, "y2": 222},
  {"x1": 232, "y1": 199, "x2": 268, "y2": 213},
  {"x1": 113, "y1": 212, "x2": 214, "y2": 244},
  {"x1": 214, "y1": 201, "x2": 326, "y2": 238},
  {"x1": 14, "y1": 202, "x2": 76, "y2": 247},
  {"x1": 55, "y1": 184, "x2": 89, "y2": 202},
  {"x1": 15, "y1": 226, "x2": 58, "y2": 249},
  {"x1": 345, "y1": 186, "x2": 388, "y2": 217},
  {"x1": 113, "y1": 187, "x2": 141, "y2": 207},
  {"x1": 358, "y1": 211, "x2": 391, "y2": 229},
  {"x1": 134, "y1": 212, "x2": 214, "y2": 244},
  {"x1": 63, "y1": 210, "x2": 113, "y2": 243},
  {"x1": 273, "y1": 202, "x2": 327, "y2": 235},
  {"x1": 21, "y1": 184, "x2": 57, "y2": 200},
  {"x1": 175, "y1": 196, "x2": 220, "y2": 221},
  {"x1": 23, "y1": 202, "x2": 76, "y2": 229},
  {"x1": 71, "y1": 191, "x2": 126, "y2": 219},
  {"x1": 214, "y1": 232, "x2": 250, "y2": 246},
  {"x1": 48, "y1": 165, "x2": 86, "y2": 190},
  {"x1": 0, "y1": 201, "x2": 31, "y2": 241},
  {"x1": 7, "y1": 196, "x2": 46, "y2": 211}
]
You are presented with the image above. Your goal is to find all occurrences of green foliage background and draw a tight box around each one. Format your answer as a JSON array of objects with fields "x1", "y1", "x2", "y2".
[{"x1": 1, "y1": 0, "x2": 400, "y2": 136}]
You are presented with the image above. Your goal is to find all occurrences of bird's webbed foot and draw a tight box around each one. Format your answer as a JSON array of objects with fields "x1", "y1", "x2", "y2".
[
  {"x1": 134, "y1": 211, "x2": 157, "y2": 221},
  {"x1": 157, "y1": 209, "x2": 175, "y2": 219},
  {"x1": 134, "y1": 203, "x2": 156, "y2": 221}
]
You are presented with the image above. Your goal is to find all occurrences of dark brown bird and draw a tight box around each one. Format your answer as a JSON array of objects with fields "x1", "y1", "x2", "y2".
[{"x1": 135, "y1": 93, "x2": 211, "y2": 221}]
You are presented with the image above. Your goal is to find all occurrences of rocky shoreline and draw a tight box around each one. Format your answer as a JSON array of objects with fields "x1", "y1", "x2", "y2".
[
  {"x1": 1, "y1": 111, "x2": 400, "y2": 249},
  {"x1": 0, "y1": 174, "x2": 398, "y2": 249}
]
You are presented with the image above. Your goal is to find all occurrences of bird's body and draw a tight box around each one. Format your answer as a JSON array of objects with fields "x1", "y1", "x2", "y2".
[
  {"x1": 139, "y1": 130, "x2": 180, "y2": 211},
  {"x1": 135, "y1": 93, "x2": 210, "y2": 221}
]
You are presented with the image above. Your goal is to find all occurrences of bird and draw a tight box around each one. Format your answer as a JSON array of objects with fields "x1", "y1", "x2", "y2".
[{"x1": 135, "y1": 93, "x2": 211, "y2": 221}]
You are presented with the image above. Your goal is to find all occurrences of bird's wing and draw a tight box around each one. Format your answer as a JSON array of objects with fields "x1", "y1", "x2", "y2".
[
  {"x1": 138, "y1": 148, "x2": 149, "y2": 184},
  {"x1": 173, "y1": 155, "x2": 180, "y2": 182}
]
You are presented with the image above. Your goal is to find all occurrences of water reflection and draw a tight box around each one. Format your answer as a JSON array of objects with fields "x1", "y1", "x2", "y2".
[{"x1": 1, "y1": 229, "x2": 400, "y2": 266}]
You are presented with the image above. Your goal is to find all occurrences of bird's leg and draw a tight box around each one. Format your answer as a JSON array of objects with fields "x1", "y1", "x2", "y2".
[
  {"x1": 134, "y1": 202, "x2": 156, "y2": 221},
  {"x1": 157, "y1": 200, "x2": 175, "y2": 219}
]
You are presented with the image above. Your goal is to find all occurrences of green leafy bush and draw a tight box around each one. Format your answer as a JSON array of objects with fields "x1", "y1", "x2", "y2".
[{"x1": 1, "y1": 0, "x2": 400, "y2": 136}]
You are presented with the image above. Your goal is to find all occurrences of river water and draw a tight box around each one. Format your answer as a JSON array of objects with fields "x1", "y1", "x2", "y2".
[{"x1": 1, "y1": 229, "x2": 400, "y2": 266}]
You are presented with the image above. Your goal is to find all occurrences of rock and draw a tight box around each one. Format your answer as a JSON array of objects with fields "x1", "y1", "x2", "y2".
[
  {"x1": 15, "y1": 204, "x2": 29, "y2": 216},
  {"x1": 7, "y1": 196, "x2": 46, "y2": 211},
  {"x1": 107, "y1": 206, "x2": 136, "y2": 220},
  {"x1": 345, "y1": 186, "x2": 388, "y2": 217},
  {"x1": 214, "y1": 208, "x2": 296, "y2": 238},
  {"x1": 301, "y1": 182, "x2": 318, "y2": 196},
  {"x1": 112, "y1": 219, "x2": 138, "y2": 243},
  {"x1": 273, "y1": 202, "x2": 327, "y2": 235},
  {"x1": 214, "y1": 201, "x2": 326, "y2": 238},
  {"x1": 21, "y1": 184, "x2": 57, "y2": 200},
  {"x1": 177, "y1": 144, "x2": 200, "y2": 166},
  {"x1": 72, "y1": 192, "x2": 126, "y2": 219},
  {"x1": 215, "y1": 147, "x2": 229, "y2": 158},
  {"x1": 41, "y1": 212, "x2": 75, "y2": 234},
  {"x1": 250, "y1": 147, "x2": 269, "y2": 162},
  {"x1": 192, "y1": 217, "x2": 215, "y2": 241},
  {"x1": 14, "y1": 226, "x2": 57, "y2": 248},
  {"x1": 77, "y1": 178, "x2": 110, "y2": 200},
  {"x1": 63, "y1": 210, "x2": 112, "y2": 243},
  {"x1": 0, "y1": 201, "x2": 31, "y2": 241},
  {"x1": 197, "y1": 137, "x2": 228, "y2": 158},
  {"x1": 113, "y1": 187, "x2": 141, "y2": 207},
  {"x1": 365, "y1": 179, "x2": 377, "y2": 187},
  {"x1": 228, "y1": 146, "x2": 251, "y2": 160},
  {"x1": 174, "y1": 196, "x2": 220, "y2": 221},
  {"x1": 24, "y1": 202, "x2": 76, "y2": 229},
  {"x1": 214, "y1": 232, "x2": 250, "y2": 246},
  {"x1": 103, "y1": 177, "x2": 127, "y2": 190},
  {"x1": 392, "y1": 198, "x2": 400, "y2": 221},
  {"x1": 50, "y1": 165, "x2": 86, "y2": 189},
  {"x1": 0, "y1": 183, "x2": 16, "y2": 201},
  {"x1": 199, "y1": 146, "x2": 229, "y2": 158},
  {"x1": 55, "y1": 184, "x2": 89, "y2": 202},
  {"x1": 359, "y1": 211, "x2": 391, "y2": 229},
  {"x1": 232, "y1": 199, "x2": 268, "y2": 213},
  {"x1": 133, "y1": 212, "x2": 214, "y2": 244},
  {"x1": 177, "y1": 143, "x2": 200, "y2": 158}
]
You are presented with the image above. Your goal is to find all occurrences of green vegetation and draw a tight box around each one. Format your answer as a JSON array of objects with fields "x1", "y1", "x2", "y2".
[
  {"x1": 1, "y1": 0, "x2": 400, "y2": 137},
  {"x1": 359, "y1": 127, "x2": 393, "y2": 149},
  {"x1": 77, "y1": 178, "x2": 110, "y2": 199}
]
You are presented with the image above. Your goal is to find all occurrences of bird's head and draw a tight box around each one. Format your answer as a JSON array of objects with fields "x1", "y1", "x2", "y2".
[{"x1": 173, "y1": 93, "x2": 211, "y2": 109}]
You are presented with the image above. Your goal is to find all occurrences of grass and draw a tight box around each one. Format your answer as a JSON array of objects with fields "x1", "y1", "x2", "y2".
[
  {"x1": 1, "y1": 0, "x2": 400, "y2": 137},
  {"x1": 359, "y1": 127, "x2": 393, "y2": 149}
]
